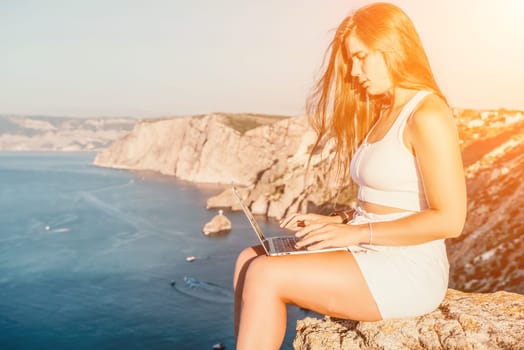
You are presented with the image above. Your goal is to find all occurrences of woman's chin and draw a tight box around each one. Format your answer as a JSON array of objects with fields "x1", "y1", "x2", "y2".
[{"x1": 365, "y1": 87, "x2": 388, "y2": 96}]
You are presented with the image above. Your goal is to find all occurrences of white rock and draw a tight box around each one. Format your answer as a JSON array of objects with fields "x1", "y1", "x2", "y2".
[{"x1": 202, "y1": 211, "x2": 232, "y2": 235}]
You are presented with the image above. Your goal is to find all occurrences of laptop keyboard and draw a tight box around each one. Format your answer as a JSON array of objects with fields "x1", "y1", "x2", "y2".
[{"x1": 273, "y1": 236, "x2": 300, "y2": 252}]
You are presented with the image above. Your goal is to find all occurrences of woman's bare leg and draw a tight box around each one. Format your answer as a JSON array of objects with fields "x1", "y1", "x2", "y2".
[
  {"x1": 233, "y1": 245, "x2": 265, "y2": 339},
  {"x1": 236, "y1": 251, "x2": 381, "y2": 350}
]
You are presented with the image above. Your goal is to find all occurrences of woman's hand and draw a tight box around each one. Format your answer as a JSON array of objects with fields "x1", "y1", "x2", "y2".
[
  {"x1": 279, "y1": 213, "x2": 341, "y2": 231},
  {"x1": 294, "y1": 223, "x2": 364, "y2": 250}
]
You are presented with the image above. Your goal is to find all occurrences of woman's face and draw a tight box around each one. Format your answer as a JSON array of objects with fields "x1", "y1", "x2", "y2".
[{"x1": 346, "y1": 32, "x2": 392, "y2": 95}]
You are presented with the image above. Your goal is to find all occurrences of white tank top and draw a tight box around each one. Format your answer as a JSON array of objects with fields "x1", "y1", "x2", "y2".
[{"x1": 350, "y1": 90, "x2": 431, "y2": 211}]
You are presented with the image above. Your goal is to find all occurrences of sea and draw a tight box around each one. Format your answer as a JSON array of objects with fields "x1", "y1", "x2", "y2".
[{"x1": 0, "y1": 152, "x2": 312, "y2": 350}]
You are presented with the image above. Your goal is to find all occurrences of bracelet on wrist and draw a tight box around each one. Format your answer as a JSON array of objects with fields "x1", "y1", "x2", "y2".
[{"x1": 367, "y1": 222, "x2": 373, "y2": 245}]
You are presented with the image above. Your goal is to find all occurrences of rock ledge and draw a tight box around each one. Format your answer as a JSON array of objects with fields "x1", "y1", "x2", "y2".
[{"x1": 294, "y1": 289, "x2": 524, "y2": 350}]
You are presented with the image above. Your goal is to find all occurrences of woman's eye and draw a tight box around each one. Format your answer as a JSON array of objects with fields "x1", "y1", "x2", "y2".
[{"x1": 357, "y1": 53, "x2": 368, "y2": 61}]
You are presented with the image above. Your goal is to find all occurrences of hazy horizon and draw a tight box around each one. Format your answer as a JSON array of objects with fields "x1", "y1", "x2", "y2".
[{"x1": 2, "y1": 0, "x2": 523, "y2": 118}]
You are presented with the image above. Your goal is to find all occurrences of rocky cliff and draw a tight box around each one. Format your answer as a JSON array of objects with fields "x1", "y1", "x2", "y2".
[
  {"x1": 94, "y1": 113, "x2": 309, "y2": 186},
  {"x1": 0, "y1": 115, "x2": 136, "y2": 151},
  {"x1": 448, "y1": 118, "x2": 524, "y2": 294}
]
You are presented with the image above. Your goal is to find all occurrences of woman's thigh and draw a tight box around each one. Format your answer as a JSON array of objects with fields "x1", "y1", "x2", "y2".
[{"x1": 243, "y1": 251, "x2": 381, "y2": 321}]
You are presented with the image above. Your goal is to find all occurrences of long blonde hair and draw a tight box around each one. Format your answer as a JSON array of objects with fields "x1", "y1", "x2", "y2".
[{"x1": 307, "y1": 2, "x2": 445, "y2": 179}]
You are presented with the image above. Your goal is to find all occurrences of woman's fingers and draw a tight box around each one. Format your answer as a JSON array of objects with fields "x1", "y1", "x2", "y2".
[
  {"x1": 294, "y1": 224, "x2": 330, "y2": 247},
  {"x1": 294, "y1": 223, "x2": 322, "y2": 238},
  {"x1": 279, "y1": 214, "x2": 301, "y2": 228},
  {"x1": 280, "y1": 213, "x2": 338, "y2": 231},
  {"x1": 280, "y1": 213, "x2": 313, "y2": 229},
  {"x1": 295, "y1": 224, "x2": 353, "y2": 250}
]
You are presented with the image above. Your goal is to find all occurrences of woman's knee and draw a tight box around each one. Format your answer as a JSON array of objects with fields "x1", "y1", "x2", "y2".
[
  {"x1": 235, "y1": 246, "x2": 260, "y2": 273},
  {"x1": 242, "y1": 255, "x2": 279, "y2": 297},
  {"x1": 233, "y1": 246, "x2": 263, "y2": 290}
]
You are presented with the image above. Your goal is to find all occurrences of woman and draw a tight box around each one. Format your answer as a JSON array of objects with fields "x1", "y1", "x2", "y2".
[{"x1": 233, "y1": 2, "x2": 467, "y2": 349}]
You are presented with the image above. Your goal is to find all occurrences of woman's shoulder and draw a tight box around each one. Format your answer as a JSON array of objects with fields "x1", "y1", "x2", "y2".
[
  {"x1": 415, "y1": 93, "x2": 451, "y2": 117},
  {"x1": 408, "y1": 93, "x2": 454, "y2": 128},
  {"x1": 406, "y1": 93, "x2": 457, "y2": 141}
]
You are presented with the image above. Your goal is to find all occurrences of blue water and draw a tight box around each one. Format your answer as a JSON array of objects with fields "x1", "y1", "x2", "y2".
[{"x1": 0, "y1": 153, "x2": 311, "y2": 350}]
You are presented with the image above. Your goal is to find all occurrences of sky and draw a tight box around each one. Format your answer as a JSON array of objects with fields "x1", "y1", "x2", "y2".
[{"x1": 2, "y1": 0, "x2": 523, "y2": 118}]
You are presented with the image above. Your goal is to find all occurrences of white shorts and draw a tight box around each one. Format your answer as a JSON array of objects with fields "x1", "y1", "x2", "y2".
[{"x1": 347, "y1": 207, "x2": 449, "y2": 319}]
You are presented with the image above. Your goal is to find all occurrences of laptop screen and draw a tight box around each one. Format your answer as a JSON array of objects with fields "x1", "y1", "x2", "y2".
[{"x1": 232, "y1": 186, "x2": 270, "y2": 254}]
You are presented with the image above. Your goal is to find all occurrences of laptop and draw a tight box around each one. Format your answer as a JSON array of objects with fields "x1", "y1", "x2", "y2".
[{"x1": 232, "y1": 186, "x2": 353, "y2": 256}]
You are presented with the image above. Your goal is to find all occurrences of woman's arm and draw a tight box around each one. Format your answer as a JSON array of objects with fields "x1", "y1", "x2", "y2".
[{"x1": 293, "y1": 96, "x2": 467, "y2": 250}]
